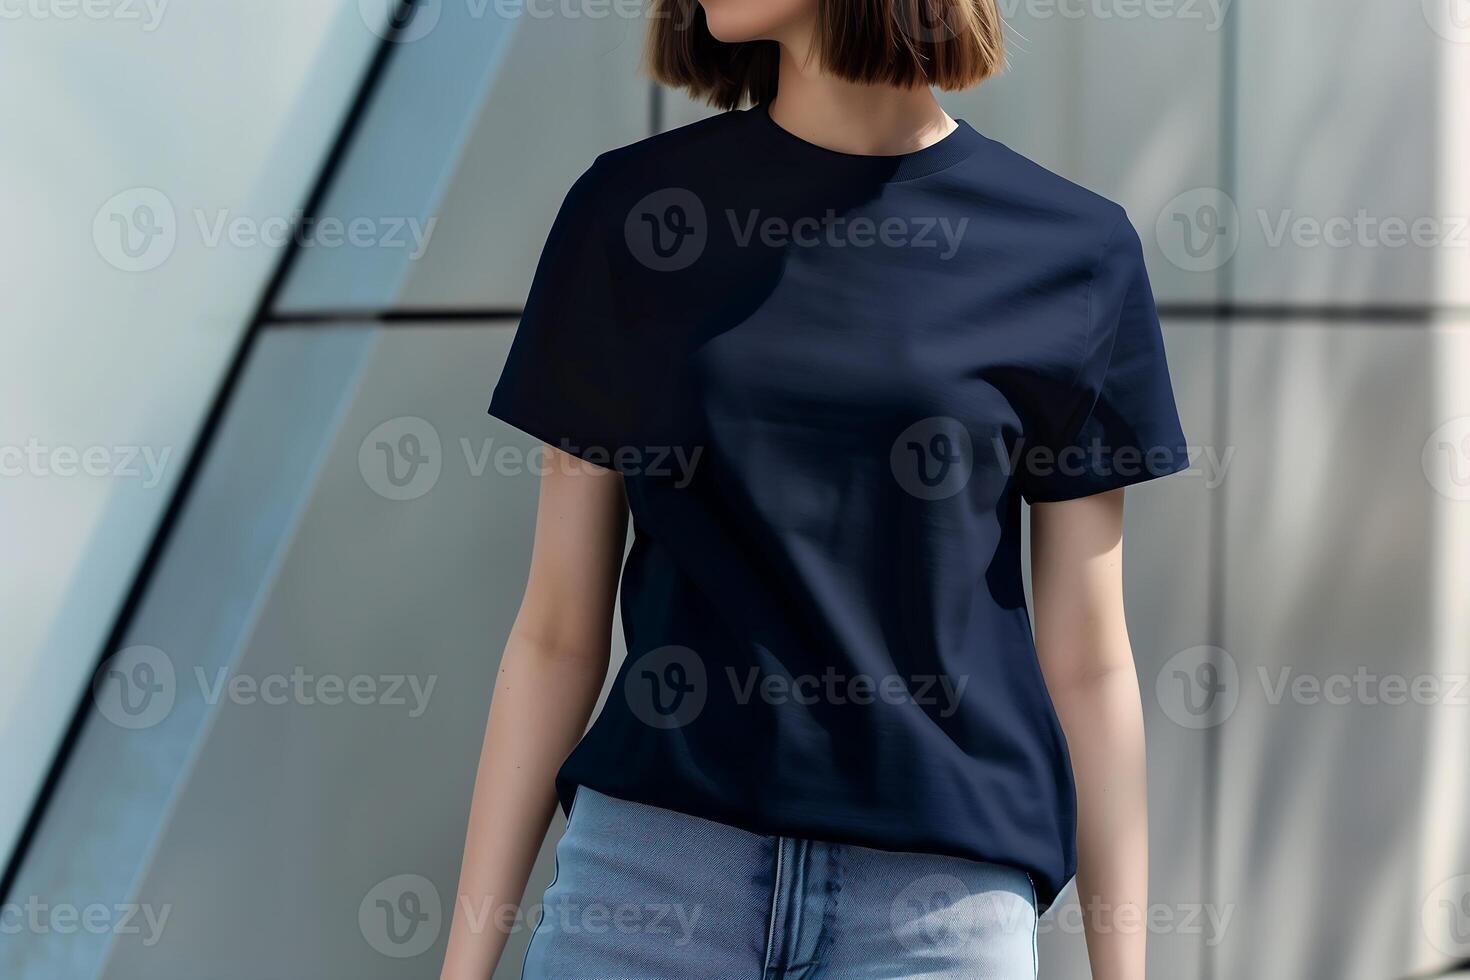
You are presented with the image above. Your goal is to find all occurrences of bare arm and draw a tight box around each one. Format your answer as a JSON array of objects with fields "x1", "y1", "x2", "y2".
[
  {"x1": 1030, "y1": 488, "x2": 1149, "y2": 980},
  {"x1": 440, "y1": 447, "x2": 628, "y2": 979}
]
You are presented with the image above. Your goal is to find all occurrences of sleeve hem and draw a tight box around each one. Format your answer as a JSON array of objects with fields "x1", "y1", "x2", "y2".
[
  {"x1": 486, "y1": 398, "x2": 620, "y2": 473},
  {"x1": 1021, "y1": 447, "x2": 1190, "y2": 504}
]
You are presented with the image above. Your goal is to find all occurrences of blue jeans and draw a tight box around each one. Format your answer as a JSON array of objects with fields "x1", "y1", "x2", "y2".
[{"x1": 522, "y1": 789, "x2": 1038, "y2": 979}]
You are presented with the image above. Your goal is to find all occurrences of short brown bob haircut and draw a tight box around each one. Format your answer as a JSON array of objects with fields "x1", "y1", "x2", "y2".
[{"x1": 646, "y1": 0, "x2": 1006, "y2": 111}]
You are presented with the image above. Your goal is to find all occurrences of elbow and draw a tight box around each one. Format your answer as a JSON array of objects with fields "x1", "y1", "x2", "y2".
[
  {"x1": 504, "y1": 622, "x2": 612, "y2": 671},
  {"x1": 1040, "y1": 654, "x2": 1139, "y2": 702}
]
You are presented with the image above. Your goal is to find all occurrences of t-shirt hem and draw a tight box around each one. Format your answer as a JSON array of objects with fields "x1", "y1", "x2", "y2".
[{"x1": 555, "y1": 773, "x2": 1071, "y2": 910}]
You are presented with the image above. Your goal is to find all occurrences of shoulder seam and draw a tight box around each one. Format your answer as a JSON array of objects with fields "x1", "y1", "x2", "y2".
[{"x1": 1067, "y1": 209, "x2": 1129, "y2": 409}]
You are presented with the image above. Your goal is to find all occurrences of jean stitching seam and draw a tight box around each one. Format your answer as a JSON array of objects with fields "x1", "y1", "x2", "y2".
[
  {"x1": 520, "y1": 789, "x2": 581, "y2": 979},
  {"x1": 1028, "y1": 874, "x2": 1039, "y2": 979},
  {"x1": 762, "y1": 836, "x2": 785, "y2": 978}
]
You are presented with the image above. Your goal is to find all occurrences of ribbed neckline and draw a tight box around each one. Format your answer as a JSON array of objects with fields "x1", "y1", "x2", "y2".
[{"x1": 746, "y1": 102, "x2": 984, "y2": 182}]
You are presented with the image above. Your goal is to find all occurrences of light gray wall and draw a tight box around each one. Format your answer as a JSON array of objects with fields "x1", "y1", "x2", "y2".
[{"x1": 89, "y1": 324, "x2": 592, "y2": 980}]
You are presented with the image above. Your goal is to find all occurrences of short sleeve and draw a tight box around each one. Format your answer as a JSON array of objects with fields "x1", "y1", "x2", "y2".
[
  {"x1": 488, "y1": 156, "x2": 639, "y2": 470},
  {"x1": 1020, "y1": 216, "x2": 1190, "y2": 503}
]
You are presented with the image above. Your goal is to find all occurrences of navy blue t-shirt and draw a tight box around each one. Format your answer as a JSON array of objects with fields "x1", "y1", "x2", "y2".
[{"x1": 489, "y1": 104, "x2": 1188, "y2": 909}]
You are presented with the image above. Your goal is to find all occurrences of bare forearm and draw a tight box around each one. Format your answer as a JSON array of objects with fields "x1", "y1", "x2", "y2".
[
  {"x1": 440, "y1": 633, "x2": 608, "y2": 979},
  {"x1": 1051, "y1": 665, "x2": 1149, "y2": 980}
]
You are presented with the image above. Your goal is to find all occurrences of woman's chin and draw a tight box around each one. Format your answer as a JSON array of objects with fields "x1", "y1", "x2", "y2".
[{"x1": 697, "y1": 7, "x2": 770, "y2": 44}]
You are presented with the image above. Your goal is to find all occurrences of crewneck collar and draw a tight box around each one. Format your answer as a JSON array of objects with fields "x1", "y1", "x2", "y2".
[{"x1": 746, "y1": 102, "x2": 984, "y2": 182}]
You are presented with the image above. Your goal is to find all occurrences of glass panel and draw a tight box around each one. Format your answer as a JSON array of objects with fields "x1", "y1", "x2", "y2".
[
  {"x1": 0, "y1": 1, "x2": 383, "y2": 867},
  {"x1": 0, "y1": 326, "x2": 375, "y2": 980}
]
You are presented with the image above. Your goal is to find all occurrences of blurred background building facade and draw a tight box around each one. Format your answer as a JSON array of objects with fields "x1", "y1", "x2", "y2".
[{"x1": 1, "y1": 1, "x2": 1467, "y2": 978}]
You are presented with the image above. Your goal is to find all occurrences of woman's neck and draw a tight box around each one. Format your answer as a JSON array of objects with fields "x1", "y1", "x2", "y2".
[{"x1": 767, "y1": 42, "x2": 957, "y2": 157}]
